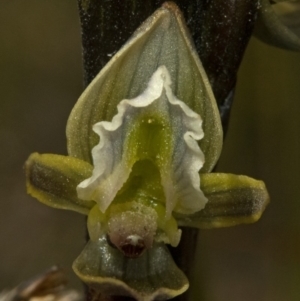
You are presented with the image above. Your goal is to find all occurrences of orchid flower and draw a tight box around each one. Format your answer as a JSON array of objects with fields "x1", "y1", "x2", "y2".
[{"x1": 25, "y1": 3, "x2": 269, "y2": 301}]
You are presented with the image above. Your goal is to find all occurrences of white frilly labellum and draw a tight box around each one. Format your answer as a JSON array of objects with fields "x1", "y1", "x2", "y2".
[{"x1": 77, "y1": 65, "x2": 208, "y2": 217}]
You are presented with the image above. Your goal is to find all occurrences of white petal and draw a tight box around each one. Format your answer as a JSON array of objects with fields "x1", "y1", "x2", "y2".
[{"x1": 77, "y1": 66, "x2": 207, "y2": 215}]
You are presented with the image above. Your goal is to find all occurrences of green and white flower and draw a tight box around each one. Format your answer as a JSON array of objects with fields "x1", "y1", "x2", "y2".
[{"x1": 25, "y1": 3, "x2": 269, "y2": 301}]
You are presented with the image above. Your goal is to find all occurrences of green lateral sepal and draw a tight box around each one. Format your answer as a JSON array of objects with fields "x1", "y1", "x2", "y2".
[
  {"x1": 25, "y1": 153, "x2": 94, "y2": 214},
  {"x1": 175, "y1": 173, "x2": 270, "y2": 228}
]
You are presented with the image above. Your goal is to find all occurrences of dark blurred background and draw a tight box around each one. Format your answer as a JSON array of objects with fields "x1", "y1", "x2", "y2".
[{"x1": 1, "y1": 1, "x2": 300, "y2": 300}]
